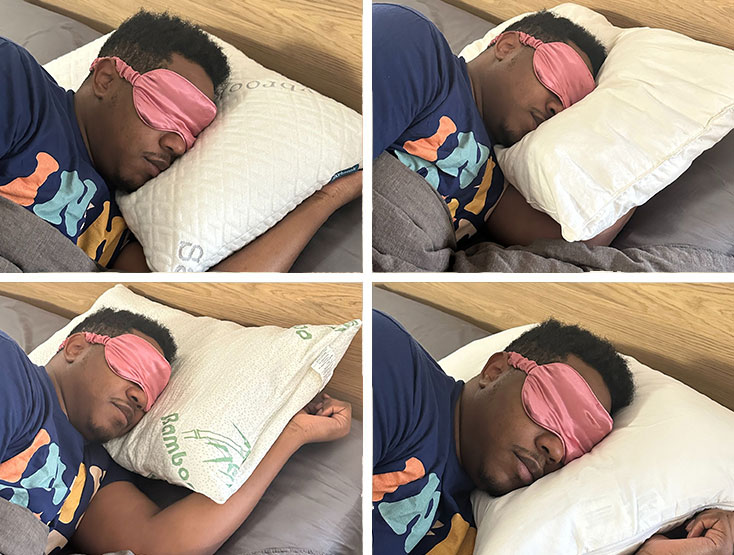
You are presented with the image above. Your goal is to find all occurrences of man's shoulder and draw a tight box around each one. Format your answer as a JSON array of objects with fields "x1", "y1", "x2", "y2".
[
  {"x1": 0, "y1": 36, "x2": 44, "y2": 77},
  {"x1": 373, "y1": 3, "x2": 451, "y2": 54}
]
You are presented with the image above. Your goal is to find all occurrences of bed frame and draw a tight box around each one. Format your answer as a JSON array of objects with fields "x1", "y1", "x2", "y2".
[
  {"x1": 26, "y1": 0, "x2": 362, "y2": 112},
  {"x1": 442, "y1": 0, "x2": 734, "y2": 50},
  {"x1": 0, "y1": 282, "x2": 363, "y2": 418},
  {"x1": 377, "y1": 282, "x2": 734, "y2": 411}
]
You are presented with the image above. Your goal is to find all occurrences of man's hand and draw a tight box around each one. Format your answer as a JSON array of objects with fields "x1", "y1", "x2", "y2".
[
  {"x1": 284, "y1": 393, "x2": 352, "y2": 445},
  {"x1": 636, "y1": 509, "x2": 734, "y2": 555}
]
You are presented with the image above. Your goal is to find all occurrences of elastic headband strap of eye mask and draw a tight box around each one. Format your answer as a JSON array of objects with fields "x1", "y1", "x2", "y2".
[
  {"x1": 59, "y1": 331, "x2": 171, "y2": 411},
  {"x1": 89, "y1": 56, "x2": 217, "y2": 150},
  {"x1": 489, "y1": 31, "x2": 596, "y2": 109},
  {"x1": 507, "y1": 351, "x2": 613, "y2": 464}
]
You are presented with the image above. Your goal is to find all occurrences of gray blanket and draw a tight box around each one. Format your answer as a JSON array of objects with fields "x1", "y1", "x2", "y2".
[
  {"x1": 0, "y1": 196, "x2": 100, "y2": 273},
  {"x1": 373, "y1": 152, "x2": 734, "y2": 272}
]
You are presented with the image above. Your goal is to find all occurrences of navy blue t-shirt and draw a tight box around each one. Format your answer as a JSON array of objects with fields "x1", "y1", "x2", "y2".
[
  {"x1": 0, "y1": 331, "x2": 131, "y2": 553},
  {"x1": 373, "y1": 4, "x2": 505, "y2": 241},
  {"x1": 373, "y1": 310, "x2": 477, "y2": 553},
  {"x1": 0, "y1": 37, "x2": 129, "y2": 267}
]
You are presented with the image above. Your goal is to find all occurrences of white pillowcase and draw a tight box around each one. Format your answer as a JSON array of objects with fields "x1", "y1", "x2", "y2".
[
  {"x1": 460, "y1": 3, "x2": 734, "y2": 241},
  {"x1": 29, "y1": 285, "x2": 361, "y2": 504},
  {"x1": 45, "y1": 35, "x2": 362, "y2": 271},
  {"x1": 439, "y1": 325, "x2": 734, "y2": 554}
]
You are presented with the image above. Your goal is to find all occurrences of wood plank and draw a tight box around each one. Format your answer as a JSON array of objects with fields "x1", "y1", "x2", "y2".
[
  {"x1": 0, "y1": 282, "x2": 363, "y2": 417},
  {"x1": 442, "y1": 0, "x2": 734, "y2": 51},
  {"x1": 29, "y1": 0, "x2": 362, "y2": 112},
  {"x1": 377, "y1": 282, "x2": 734, "y2": 411}
]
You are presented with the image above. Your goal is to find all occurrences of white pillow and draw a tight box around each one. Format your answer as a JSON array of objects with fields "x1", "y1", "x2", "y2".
[
  {"x1": 439, "y1": 325, "x2": 734, "y2": 554},
  {"x1": 44, "y1": 35, "x2": 362, "y2": 271},
  {"x1": 29, "y1": 285, "x2": 361, "y2": 503},
  {"x1": 460, "y1": 3, "x2": 734, "y2": 241}
]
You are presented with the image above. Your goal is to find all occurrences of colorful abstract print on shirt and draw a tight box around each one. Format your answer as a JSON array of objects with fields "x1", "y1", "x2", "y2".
[
  {"x1": 393, "y1": 115, "x2": 502, "y2": 242},
  {"x1": 372, "y1": 4, "x2": 505, "y2": 243},
  {"x1": 0, "y1": 430, "x2": 108, "y2": 552},
  {"x1": 373, "y1": 457, "x2": 476, "y2": 554},
  {"x1": 0, "y1": 38, "x2": 128, "y2": 267}
]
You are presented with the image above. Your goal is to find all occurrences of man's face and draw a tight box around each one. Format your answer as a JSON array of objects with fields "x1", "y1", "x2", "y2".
[
  {"x1": 89, "y1": 53, "x2": 215, "y2": 193},
  {"x1": 479, "y1": 36, "x2": 592, "y2": 146},
  {"x1": 64, "y1": 329, "x2": 165, "y2": 442},
  {"x1": 460, "y1": 353, "x2": 612, "y2": 496}
]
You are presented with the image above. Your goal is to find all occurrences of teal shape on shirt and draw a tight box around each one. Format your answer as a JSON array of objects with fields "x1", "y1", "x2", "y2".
[
  {"x1": 377, "y1": 472, "x2": 441, "y2": 553},
  {"x1": 33, "y1": 170, "x2": 98, "y2": 237},
  {"x1": 395, "y1": 130, "x2": 490, "y2": 191}
]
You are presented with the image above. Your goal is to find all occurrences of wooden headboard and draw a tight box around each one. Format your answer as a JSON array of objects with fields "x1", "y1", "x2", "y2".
[
  {"x1": 378, "y1": 282, "x2": 734, "y2": 411},
  {"x1": 0, "y1": 282, "x2": 363, "y2": 418},
  {"x1": 27, "y1": 0, "x2": 362, "y2": 112},
  {"x1": 443, "y1": 0, "x2": 734, "y2": 51}
]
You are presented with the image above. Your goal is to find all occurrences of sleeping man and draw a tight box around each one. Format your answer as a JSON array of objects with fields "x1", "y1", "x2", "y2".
[
  {"x1": 0, "y1": 308, "x2": 351, "y2": 554},
  {"x1": 0, "y1": 10, "x2": 361, "y2": 272},
  {"x1": 372, "y1": 310, "x2": 734, "y2": 554},
  {"x1": 373, "y1": 3, "x2": 632, "y2": 255}
]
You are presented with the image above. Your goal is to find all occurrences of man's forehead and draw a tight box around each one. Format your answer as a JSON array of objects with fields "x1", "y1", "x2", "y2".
[
  {"x1": 562, "y1": 354, "x2": 612, "y2": 412},
  {"x1": 127, "y1": 329, "x2": 165, "y2": 358},
  {"x1": 165, "y1": 53, "x2": 216, "y2": 102}
]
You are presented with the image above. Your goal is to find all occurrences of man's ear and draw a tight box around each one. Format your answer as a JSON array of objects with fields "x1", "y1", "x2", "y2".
[
  {"x1": 492, "y1": 32, "x2": 522, "y2": 61},
  {"x1": 90, "y1": 59, "x2": 119, "y2": 100},
  {"x1": 477, "y1": 351, "x2": 511, "y2": 388},
  {"x1": 61, "y1": 333, "x2": 88, "y2": 363}
]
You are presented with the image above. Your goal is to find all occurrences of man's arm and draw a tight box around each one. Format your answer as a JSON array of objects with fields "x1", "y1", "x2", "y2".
[
  {"x1": 71, "y1": 394, "x2": 351, "y2": 555},
  {"x1": 484, "y1": 182, "x2": 635, "y2": 247},
  {"x1": 110, "y1": 171, "x2": 362, "y2": 272},
  {"x1": 635, "y1": 509, "x2": 734, "y2": 555}
]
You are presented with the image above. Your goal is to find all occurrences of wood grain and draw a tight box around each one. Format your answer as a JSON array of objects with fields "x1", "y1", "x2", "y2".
[
  {"x1": 442, "y1": 0, "x2": 734, "y2": 50},
  {"x1": 0, "y1": 282, "x2": 363, "y2": 417},
  {"x1": 377, "y1": 282, "x2": 734, "y2": 411},
  {"x1": 28, "y1": 0, "x2": 362, "y2": 112}
]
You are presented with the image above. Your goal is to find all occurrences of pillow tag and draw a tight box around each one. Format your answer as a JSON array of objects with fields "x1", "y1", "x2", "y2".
[{"x1": 311, "y1": 346, "x2": 337, "y2": 385}]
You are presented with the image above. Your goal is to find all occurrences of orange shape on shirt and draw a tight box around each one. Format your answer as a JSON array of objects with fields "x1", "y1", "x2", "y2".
[
  {"x1": 0, "y1": 152, "x2": 59, "y2": 206},
  {"x1": 427, "y1": 512, "x2": 476, "y2": 555},
  {"x1": 373, "y1": 457, "x2": 425, "y2": 502},
  {"x1": 0, "y1": 429, "x2": 51, "y2": 482},
  {"x1": 403, "y1": 117, "x2": 457, "y2": 162},
  {"x1": 463, "y1": 158, "x2": 496, "y2": 216},
  {"x1": 58, "y1": 462, "x2": 86, "y2": 524}
]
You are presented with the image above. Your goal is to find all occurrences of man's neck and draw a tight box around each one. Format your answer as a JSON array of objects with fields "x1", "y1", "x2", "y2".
[
  {"x1": 73, "y1": 92, "x2": 95, "y2": 165},
  {"x1": 45, "y1": 363, "x2": 69, "y2": 417}
]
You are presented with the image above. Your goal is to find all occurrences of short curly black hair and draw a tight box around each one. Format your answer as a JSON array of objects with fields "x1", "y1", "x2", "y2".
[
  {"x1": 504, "y1": 11, "x2": 607, "y2": 77},
  {"x1": 69, "y1": 307, "x2": 177, "y2": 365},
  {"x1": 97, "y1": 10, "x2": 230, "y2": 100},
  {"x1": 505, "y1": 319, "x2": 634, "y2": 414}
]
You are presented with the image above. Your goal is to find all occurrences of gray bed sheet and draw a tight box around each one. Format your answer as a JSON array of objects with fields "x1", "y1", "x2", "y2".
[
  {"x1": 0, "y1": 295, "x2": 362, "y2": 554},
  {"x1": 373, "y1": 287, "x2": 488, "y2": 359},
  {"x1": 1, "y1": 0, "x2": 361, "y2": 273}
]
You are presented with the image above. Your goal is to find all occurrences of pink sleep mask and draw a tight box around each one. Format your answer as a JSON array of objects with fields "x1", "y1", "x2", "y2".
[
  {"x1": 489, "y1": 31, "x2": 595, "y2": 109},
  {"x1": 507, "y1": 351, "x2": 612, "y2": 465},
  {"x1": 60, "y1": 332, "x2": 171, "y2": 412},
  {"x1": 90, "y1": 56, "x2": 217, "y2": 150}
]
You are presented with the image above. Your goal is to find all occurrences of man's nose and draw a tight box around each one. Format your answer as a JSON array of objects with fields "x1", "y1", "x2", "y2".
[
  {"x1": 537, "y1": 430, "x2": 565, "y2": 472},
  {"x1": 546, "y1": 95, "x2": 564, "y2": 118},
  {"x1": 160, "y1": 131, "x2": 187, "y2": 159},
  {"x1": 128, "y1": 386, "x2": 148, "y2": 412}
]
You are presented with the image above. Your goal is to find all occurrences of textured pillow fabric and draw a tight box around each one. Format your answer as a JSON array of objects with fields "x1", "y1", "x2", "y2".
[
  {"x1": 460, "y1": 3, "x2": 734, "y2": 241},
  {"x1": 439, "y1": 325, "x2": 734, "y2": 554},
  {"x1": 612, "y1": 130, "x2": 734, "y2": 254},
  {"x1": 44, "y1": 35, "x2": 362, "y2": 271},
  {"x1": 29, "y1": 285, "x2": 361, "y2": 504}
]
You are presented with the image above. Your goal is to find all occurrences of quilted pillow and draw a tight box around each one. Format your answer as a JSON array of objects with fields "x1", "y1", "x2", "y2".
[
  {"x1": 440, "y1": 325, "x2": 734, "y2": 554},
  {"x1": 44, "y1": 34, "x2": 362, "y2": 271},
  {"x1": 29, "y1": 285, "x2": 361, "y2": 503},
  {"x1": 460, "y1": 3, "x2": 734, "y2": 241}
]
